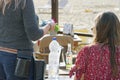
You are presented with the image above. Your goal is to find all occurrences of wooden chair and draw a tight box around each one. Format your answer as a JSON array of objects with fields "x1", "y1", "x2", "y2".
[{"x1": 35, "y1": 35, "x2": 74, "y2": 64}]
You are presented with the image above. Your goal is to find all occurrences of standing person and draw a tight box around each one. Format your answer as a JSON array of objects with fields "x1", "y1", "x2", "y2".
[
  {"x1": 69, "y1": 11, "x2": 120, "y2": 80},
  {"x1": 0, "y1": 0, "x2": 55, "y2": 80}
]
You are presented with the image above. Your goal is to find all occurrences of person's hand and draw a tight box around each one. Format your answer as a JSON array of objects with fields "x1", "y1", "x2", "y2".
[
  {"x1": 48, "y1": 22, "x2": 56, "y2": 31},
  {"x1": 43, "y1": 22, "x2": 56, "y2": 35}
]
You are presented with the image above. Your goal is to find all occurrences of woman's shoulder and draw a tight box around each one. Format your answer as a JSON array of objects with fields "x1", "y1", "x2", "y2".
[
  {"x1": 81, "y1": 43, "x2": 108, "y2": 53},
  {"x1": 83, "y1": 43, "x2": 100, "y2": 50}
]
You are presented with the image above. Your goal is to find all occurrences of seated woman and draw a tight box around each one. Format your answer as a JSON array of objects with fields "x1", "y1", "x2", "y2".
[{"x1": 69, "y1": 11, "x2": 120, "y2": 80}]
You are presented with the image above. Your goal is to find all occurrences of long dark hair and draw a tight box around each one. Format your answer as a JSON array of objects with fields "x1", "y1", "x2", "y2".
[
  {"x1": 94, "y1": 11, "x2": 120, "y2": 77},
  {"x1": 0, "y1": 0, "x2": 26, "y2": 14}
]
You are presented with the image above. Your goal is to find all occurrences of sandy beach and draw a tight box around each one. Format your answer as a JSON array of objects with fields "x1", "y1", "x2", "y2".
[{"x1": 33, "y1": 0, "x2": 120, "y2": 30}]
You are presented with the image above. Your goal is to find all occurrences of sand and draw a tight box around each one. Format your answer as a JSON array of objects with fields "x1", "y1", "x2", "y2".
[{"x1": 33, "y1": 0, "x2": 120, "y2": 30}]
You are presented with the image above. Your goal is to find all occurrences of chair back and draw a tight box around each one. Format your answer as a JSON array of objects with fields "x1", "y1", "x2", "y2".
[
  {"x1": 39, "y1": 35, "x2": 74, "y2": 53},
  {"x1": 36, "y1": 35, "x2": 73, "y2": 63}
]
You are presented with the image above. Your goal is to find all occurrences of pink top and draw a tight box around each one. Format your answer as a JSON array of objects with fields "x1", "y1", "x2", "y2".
[{"x1": 69, "y1": 44, "x2": 120, "y2": 80}]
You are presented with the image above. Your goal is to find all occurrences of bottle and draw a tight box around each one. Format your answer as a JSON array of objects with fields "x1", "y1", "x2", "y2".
[
  {"x1": 66, "y1": 43, "x2": 73, "y2": 70},
  {"x1": 48, "y1": 37, "x2": 61, "y2": 80}
]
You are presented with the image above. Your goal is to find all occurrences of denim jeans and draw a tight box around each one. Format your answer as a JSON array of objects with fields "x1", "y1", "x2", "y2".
[{"x1": 0, "y1": 51, "x2": 34, "y2": 80}]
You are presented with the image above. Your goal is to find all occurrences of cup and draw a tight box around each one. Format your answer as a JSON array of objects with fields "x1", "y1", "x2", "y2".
[{"x1": 63, "y1": 23, "x2": 74, "y2": 37}]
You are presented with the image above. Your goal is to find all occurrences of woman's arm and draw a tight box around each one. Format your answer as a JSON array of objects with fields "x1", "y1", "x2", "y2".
[
  {"x1": 69, "y1": 46, "x2": 89, "y2": 80},
  {"x1": 74, "y1": 76, "x2": 76, "y2": 80},
  {"x1": 22, "y1": 0, "x2": 55, "y2": 41},
  {"x1": 21, "y1": 0, "x2": 51, "y2": 41}
]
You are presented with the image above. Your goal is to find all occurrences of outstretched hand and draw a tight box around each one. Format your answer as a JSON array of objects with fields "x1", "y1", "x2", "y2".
[{"x1": 48, "y1": 22, "x2": 56, "y2": 31}]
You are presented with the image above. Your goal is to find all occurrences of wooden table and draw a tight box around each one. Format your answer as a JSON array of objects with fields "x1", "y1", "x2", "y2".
[{"x1": 33, "y1": 34, "x2": 82, "y2": 53}]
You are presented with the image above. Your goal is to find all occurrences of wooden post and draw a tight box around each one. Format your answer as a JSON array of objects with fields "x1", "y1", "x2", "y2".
[{"x1": 51, "y1": 0, "x2": 58, "y2": 23}]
